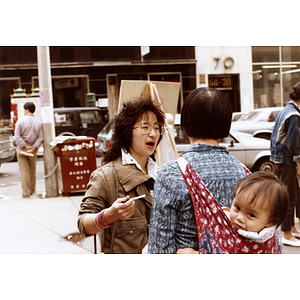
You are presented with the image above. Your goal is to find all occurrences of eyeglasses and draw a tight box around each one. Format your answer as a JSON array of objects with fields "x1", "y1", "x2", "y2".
[{"x1": 133, "y1": 122, "x2": 164, "y2": 136}]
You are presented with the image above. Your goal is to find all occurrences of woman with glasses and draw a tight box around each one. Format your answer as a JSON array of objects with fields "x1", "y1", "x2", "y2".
[{"x1": 78, "y1": 93, "x2": 165, "y2": 253}]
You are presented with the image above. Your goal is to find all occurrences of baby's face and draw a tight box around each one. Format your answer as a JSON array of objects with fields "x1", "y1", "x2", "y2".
[{"x1": 230, "y1": 196, "x2": 273, "y2": 233}]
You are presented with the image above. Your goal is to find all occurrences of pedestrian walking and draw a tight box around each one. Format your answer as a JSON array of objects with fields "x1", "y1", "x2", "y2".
[{"x1": 270, "y1": 81, "x2": 300, "y2": 247}]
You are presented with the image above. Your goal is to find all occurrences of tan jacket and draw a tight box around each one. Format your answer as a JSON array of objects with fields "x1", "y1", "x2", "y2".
[{"x1": 77, "y1": 156, "x2": 154, "y2": 254}]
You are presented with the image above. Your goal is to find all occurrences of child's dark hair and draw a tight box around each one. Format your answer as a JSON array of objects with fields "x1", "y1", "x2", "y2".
[{"x1": 234, "y1": 171, "x2": 289, "y2": 228}]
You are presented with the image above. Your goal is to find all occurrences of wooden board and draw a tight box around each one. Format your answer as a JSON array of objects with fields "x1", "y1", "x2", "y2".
[{"x1": 118, "y1": 80, "x2": 180, "y2": 117}]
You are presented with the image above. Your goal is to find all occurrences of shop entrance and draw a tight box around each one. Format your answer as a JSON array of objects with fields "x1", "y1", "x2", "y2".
[
  {"x1": 33, "y1": 75, "x2": 89, "y2": 108},
  {"x1": 208, "y1": 74, "x2": 241, "y2": 112},
  {"x1": 0, "y1": 78, "x2": 20, "y2": 119}
]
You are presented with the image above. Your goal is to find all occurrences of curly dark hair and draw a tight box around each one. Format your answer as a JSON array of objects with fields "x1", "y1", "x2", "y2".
[{"x1": 103, "y1": 93, "x2": 165, "y2": 164}]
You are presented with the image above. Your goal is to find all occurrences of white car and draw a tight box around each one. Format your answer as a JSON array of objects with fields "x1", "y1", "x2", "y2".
[
  {"x1": 230, "y1": 107, "x2": 283, "y2": 140},
  {"x1": 232, "y1": 112, "x2": 246, "y2": 122},
  {"x1": 175, "y1": 130, "x2": 275, "y2": 173}
]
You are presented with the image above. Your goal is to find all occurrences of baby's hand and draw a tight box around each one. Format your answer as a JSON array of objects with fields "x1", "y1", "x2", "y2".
[{"x1": 176, "y1": 247, "x2": 198, "y2": 254}]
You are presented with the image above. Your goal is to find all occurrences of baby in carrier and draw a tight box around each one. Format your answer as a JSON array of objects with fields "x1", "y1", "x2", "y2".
[{"x1": 176, "y1": 168, "x2": 289, "y2": 254}]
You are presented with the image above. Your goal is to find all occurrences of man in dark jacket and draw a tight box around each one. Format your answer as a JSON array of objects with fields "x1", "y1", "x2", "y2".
[{"x1": 270, "y1": 82, "x2": 300, "y2": 247}]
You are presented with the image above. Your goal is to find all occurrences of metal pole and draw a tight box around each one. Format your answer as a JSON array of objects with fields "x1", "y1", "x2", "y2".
[{"x1": 37, "y1": 46, "x2": 59, "y2": 197}]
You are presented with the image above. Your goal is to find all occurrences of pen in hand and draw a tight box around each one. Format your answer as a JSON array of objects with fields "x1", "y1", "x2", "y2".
[{"x1": 122, "y1": 194, "x2": 148, "y2": 203}]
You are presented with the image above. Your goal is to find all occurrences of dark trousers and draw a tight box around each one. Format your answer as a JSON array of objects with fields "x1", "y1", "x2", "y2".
[{"x1": 275, "y1": 163, "x2": 299, "y2": 232}]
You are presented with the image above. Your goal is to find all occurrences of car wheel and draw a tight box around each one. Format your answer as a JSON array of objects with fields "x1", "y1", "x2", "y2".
[{"x1": 253, "y1": 157, "x2": 275, "y2": 173}]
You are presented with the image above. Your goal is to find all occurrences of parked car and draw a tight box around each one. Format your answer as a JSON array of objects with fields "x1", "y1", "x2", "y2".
[
  {"x1": 36, "y1": 107, "x2": 108, "y2": 157},
  {"x1": 54, "y1": 107, "x2": 109, "y2": 138},
  {"x1": 230, "y1": 107, "x2": 283, "y2": 140},
  {"x1": 96, "y1": 117, "x2": 115, "y2": 157},
  {"x1": 97, "y1": 116, "x2": 275, "y2": 173},
  {"x1": 175, "y1": 129, "x2": 275, "y2": 173},
  {"x1": 232, "y1": 112, "x2": 246, "y2": 122},
  {"x1": 0, "y1": 125, "x2": 16, "y2": 166}
]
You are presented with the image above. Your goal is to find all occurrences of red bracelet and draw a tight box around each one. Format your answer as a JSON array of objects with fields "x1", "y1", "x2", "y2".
[{"x1": 94, "y1": 210, "x2": 116, "y2": 229}]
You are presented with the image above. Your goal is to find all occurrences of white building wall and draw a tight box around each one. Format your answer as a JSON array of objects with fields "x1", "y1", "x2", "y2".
[{"x1": 195, "y1": 46, "x2": 254, "y2": 112}]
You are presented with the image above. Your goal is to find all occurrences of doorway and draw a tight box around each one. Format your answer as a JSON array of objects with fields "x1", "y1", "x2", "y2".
[
  {"x1": 0, "y1": 78, "x2": 20, "y2": 119},
  {"x1": 32, "y1": 75, "x2": 89, "y2": 108},
  {"x1": 208, "y1": 74, "x2": 241, "y2": 112}
]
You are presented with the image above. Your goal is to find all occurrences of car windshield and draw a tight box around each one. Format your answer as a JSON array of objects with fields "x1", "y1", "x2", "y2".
[
  {"x1": 54, "y1": 112, "x2": 76, "y2": 126},
  {"x1": 80, "y1": 111, "x2": 102, "y2": 124},
  {"x1": 238, "y1": 111, "x2": 260, "y2": 121},
  {"x1": 268, "y1": 111, "x2": 280, "y2": 122}
]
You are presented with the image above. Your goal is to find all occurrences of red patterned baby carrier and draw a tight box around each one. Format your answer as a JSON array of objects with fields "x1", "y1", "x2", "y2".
[{"x1": 176, "y1": 157, "x2": 282, "y2": 254}]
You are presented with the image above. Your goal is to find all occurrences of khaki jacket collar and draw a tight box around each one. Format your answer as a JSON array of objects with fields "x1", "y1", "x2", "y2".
[{"x1": 112, "y1": 156, "x2": 154, "y2": 194}]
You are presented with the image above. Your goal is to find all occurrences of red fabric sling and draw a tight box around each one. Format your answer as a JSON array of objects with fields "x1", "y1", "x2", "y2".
[{"x1": 176, "y1": 157, "x2": 282, "y2": 254}]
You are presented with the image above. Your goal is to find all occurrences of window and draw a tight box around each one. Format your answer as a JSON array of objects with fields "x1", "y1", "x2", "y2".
[
  {"x1": 55, "y1": 112, "x2": 76, "y2": 126},
  {"x1": 79, "y1": 111, "x2": 102, "y2": 124},
  {"x1": 252, "y1": 46, "x2": 300, "y2": 107},
  {"x1": 282, "y1": 63, "x2": 300, "y2": 103},
  {"x1": 252, "y1": 64, "x2": 280, "y2": 108},
  {"x1": 282, "y1": 47, "x2": 300, "y2": 62},
  {"x1": 252, "y1": 46, "x2": 279, "y2": 62}
]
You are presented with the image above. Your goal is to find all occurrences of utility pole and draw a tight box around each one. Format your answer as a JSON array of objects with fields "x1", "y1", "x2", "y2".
[{"x1": 37, "y1": 46, "x2": 59, "y2": 197}]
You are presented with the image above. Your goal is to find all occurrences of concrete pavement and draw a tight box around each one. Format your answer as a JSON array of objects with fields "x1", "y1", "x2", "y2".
[{"x1": 0, "y1": 178, "x2": 96, "y2": 254}]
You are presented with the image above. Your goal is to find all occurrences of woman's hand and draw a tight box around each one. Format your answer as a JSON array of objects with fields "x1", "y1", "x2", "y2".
[
  {"x1": 176, "y1": 248, "x2": 198, "y2": 254},
  {"x1": 104, "y1": 196, "x2": 135, "y2": 223},
  {"x1": 82, "y1": 196, "x2": 135, "y2": 235}
]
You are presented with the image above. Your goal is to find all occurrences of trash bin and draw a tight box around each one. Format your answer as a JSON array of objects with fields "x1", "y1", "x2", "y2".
[{"x1": 57, "y1": 137, "x2": 97, "y2": 195}]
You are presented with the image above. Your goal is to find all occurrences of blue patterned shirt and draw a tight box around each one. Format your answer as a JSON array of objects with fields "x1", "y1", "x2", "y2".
[{"x1": 148, "y1": 143, "x2": 247, "y2": 254}]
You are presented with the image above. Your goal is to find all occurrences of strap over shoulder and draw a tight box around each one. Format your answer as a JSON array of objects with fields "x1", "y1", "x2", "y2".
[
  {"x1": 176, "y1": 157, "x2": 281, "y2": 254},
  {"x1": 176, "y1": 156, "x2": 189, "y2": 173}
]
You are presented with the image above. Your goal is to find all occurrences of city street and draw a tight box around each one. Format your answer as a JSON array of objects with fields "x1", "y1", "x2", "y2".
[{"x1": 1, "y1": 156, "x2": 300, "y2": 254}]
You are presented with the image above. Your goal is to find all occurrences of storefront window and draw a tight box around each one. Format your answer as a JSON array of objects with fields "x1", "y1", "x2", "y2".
[
  {"x1": 252, "y1": 65, "x2": 280, "y2": 108},
  {"x1": 252, "y1": 46, "x2": 279, "y2": 62},
  {"x1": 282, "y1": 47, "x2": 300, "y2": 62},
  {"x1": 282, "y1": 64, "x2": 300, "y2": 105},
  {"x1": 252, "y1": 46, "x2": 300, "y2": 108}
]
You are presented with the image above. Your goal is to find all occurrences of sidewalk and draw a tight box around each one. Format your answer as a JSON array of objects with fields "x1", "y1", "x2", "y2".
[
  {"x1": 1, "y1": 173, "x2": 300, "y2": 254},
  {"x1": 0, "y1": 178, "x2": 96, "y2": 254}
]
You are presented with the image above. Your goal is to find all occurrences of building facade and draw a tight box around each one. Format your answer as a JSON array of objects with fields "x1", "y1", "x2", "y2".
[
  {"x1": 195, "y1": 46, "x2": 253, "y2": 113},
  {"x1": 0, "y1": 46, "x2": 196, "y2": 120},
  {"x1": 1, "y1": 46, "x2": 300, "y2": 121}
]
